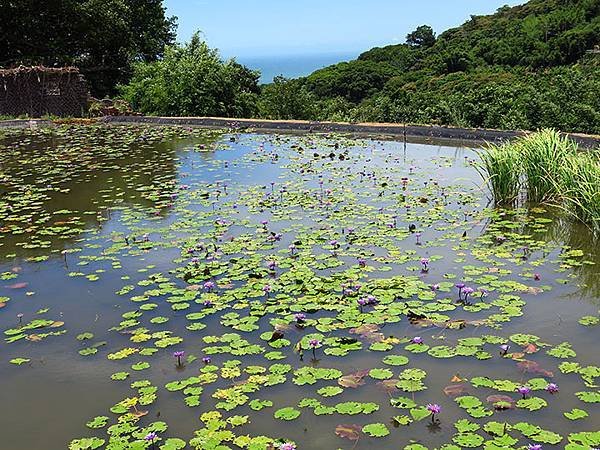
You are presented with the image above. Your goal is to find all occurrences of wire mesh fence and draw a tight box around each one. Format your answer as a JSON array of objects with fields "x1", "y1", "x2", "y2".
[{"x1": 0, "y1": 66, "x2": 89, "y2": 117}]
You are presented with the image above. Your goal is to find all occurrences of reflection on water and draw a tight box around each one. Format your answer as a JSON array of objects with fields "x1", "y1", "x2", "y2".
[{"x1": 0, "y1": 126, "x2": 598, "y2": 450}]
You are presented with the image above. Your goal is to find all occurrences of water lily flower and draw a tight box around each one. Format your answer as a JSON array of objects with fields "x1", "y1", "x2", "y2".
[
  {"x1": 288, "y1": 244, "x2": 296, "y2": 254},
  {"x1": 203, "y1": 299, "x2": 213, "y2": 307},
  {"x1": 479, "y1": 288, "x2": 489, "y2": 299},
  {"x1": 426, "y1": 403, "x2": 441, "y2": 421},
  {"x1": 144, "y1": 432, "x2": 157, "y2": 442},
  {"x1": 545, "y1": 383, "x2": 559, "y2": 394},
  {"x1": 293, "y1": 313, "x2": 306, "y2": 324},
  {"x1": 527, "y1": 445, "x2": 542, "y2": 450},
  {"x1": 343, "y1": 286, "x2": 355, "y2": 297},
  {"x1": 431, "y1": 284, "x2": 440, "y2": 291},
  {"x1": 411, "y1": 336, "x2": 424, "y2": 345},
  {"x1": 261, "y1": 220, "x2": 269, "y2": 227},
  {"x1": 420, "y1": 257, "x2": 430, "y2": 272},
  {"x1": 365, "y1": 295, "x2": 377, "y2": 305},
  {"x1": 455, "y1": 283, "x2": 465, "y2": 298},
  {"x1": 517, "y1": 386, "x2": 531, "y2": 398},
  {"x1": 309, "y1": 338, "x2": 321, "y2": 357},
  {"x1": 203, "y1": 281, "x2": 215, "y2": 291},
  {"x1": 462, "y1": 286, "x2": 475, "y2": 301},
  {"x1": 279, "y1": 443, "x2": 296, "y2": 450},
  {"x1": 173, "y1": 351, "x2": 185, "y2": 366},
  {"x1": 358, "y1": 257, "x2": 367, "y2": 268},
  {"x1": 533, "y1": 273, "x2": 541, "y2": 281},
  {"x1": 202, "y1": 356, "x2": 211, "y2": 364},
  {"x1": 267, "y1": 261, "x2": 277, "y2": 271},
  {"x1": 415, "y1": 232, "x2": 422, "y2": 245},
  {"x1": 263, "y1": 284, "x2": 272, "y2": 296},
  {"x1": 500, "y1": 344, "x2": 510, "y2": 356},
  {"x1": 17, "y1": 313, "x2": 23, "y2": 325}
]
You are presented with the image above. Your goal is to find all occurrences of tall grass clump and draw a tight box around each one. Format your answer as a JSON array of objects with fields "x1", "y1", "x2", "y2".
[
  {"x1": 475, "y1": 142, "x2": 522, "y2": 205},
  {"x1": 519, "y1": 129, "x2": 578, "y2": 202},
  {"x1": 477, "y1": 129, "x2": 600, "y2": 233},
  {"x1": 559, "y1": 152, "x2": 600, "y2": 233}
]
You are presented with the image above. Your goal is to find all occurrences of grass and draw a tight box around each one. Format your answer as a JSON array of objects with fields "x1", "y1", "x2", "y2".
[
  {"x1": 560, "y1": 152, "x2": 600, "y2": 232},
  {"x1": 519, "y1": 129, "x2": 577, "y2": 202},
  {"x1": 475, "y1": 142, "x2": 522, "y2": 206},
  {"x1": 477, "y1": 129, "x2": 600, "y2": 232}
]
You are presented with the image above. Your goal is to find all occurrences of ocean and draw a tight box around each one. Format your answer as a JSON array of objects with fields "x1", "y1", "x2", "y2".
[{"x1": 236, "y1": 52, "x2": 359, "y2": 84}]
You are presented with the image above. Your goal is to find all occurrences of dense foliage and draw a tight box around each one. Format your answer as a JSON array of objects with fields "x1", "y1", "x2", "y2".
[
  {"x1": 0, "y1": 0, "x2": 177, "y2": 96},
  {"x1": 264, "y1": 0, "x2": 600, "y2": 134},
  {"x1": 119, "y1": 33, "x2": 261, "y2": 118}
]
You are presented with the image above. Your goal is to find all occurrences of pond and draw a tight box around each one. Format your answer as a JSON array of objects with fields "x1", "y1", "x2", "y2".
[{"x1": 0, "y1": 125, "x2": 599, "y2": 450}]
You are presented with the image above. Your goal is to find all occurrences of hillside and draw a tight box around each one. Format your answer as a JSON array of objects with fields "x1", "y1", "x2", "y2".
[{"x1": 258, "y1": 0, "x2": 600, "y2": 133}]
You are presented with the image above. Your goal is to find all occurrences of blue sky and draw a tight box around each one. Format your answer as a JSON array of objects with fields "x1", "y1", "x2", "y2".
[{"x1": 164, "y1": 0, "x2": 525, "y2": 58}]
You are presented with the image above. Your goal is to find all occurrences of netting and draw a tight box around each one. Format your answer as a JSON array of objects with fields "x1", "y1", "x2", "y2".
[{"x1": 0, "y1": 66, "x2": 89, "y2": 117}]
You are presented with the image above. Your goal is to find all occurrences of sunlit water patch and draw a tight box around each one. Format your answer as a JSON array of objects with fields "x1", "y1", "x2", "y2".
[{"x1": 0, "y1": 125, "x2": 598, "y2": 450}]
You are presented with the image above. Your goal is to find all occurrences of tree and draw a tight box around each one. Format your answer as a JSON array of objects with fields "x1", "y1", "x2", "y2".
[
  {"x1": 406, "y1": 25, "x2": 436, "y2": 48},
  {"x1": 258, "y1": 76, "x2": 317, "y2": 120},
  {"x1": 119, "y1": 33, "x2": 260, "y2": 118},
  {"x1": 0, "y1": 0, "x2": 177, "y2": 96}
]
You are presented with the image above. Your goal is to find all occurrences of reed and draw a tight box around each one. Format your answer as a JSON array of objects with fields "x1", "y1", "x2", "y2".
[
  {"x1": 475, "y1": 142, "x2": 522, "y2": 205},
  {"x1": 559, "y1": 152, "x2": 600, "y2": 232},
  {"x1": 519, "y1": 129, "x2": 577, "y2": 202},
  {"x1": 477, "y1": 130, "x2": 599, "y2": 232}
]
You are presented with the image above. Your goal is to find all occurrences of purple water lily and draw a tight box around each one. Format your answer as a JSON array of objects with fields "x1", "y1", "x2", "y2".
[
  {"x1": 462, "y1": 286, "x2": 475, "y2": 301},
  {"x1": 144, "y1": 432, "x2": 158, "y2": 448},
  {"x1": 426, "y1": 403, "x2": 441, "y2": 422},
  {"x1": 279, "y1": 443, "x2": 296, "y2": 450},
  {"x1": 517, "y1": 386, "x2": 531, "y2": 398},
  {"x1": 500, "y1": 344, "x2": 510, "y2": 356},
  {"x1": 545, "y1": 383, "x2": 559, "y2": 394},
  {"x1": 411, "y1": 336, "x2": 424, "y2": 345},
  {"x1": 420, "y1": 257, "x2": 430, "y2": 272},
  {"x1": 309, "y1": 338, "x2": 321, "y2": 357},
  {"x1": 263, "y1": 284, "x2": 272, "y2": 297},
  {"x1": 202, "y1": 356, "x2": 211, "y2": 364},
  {"x1": 173, "y1": 351, "x2": 185, "y2": 366},
  {"x1": 293, "y1": 313, "x2": 306, "y2": 324}
]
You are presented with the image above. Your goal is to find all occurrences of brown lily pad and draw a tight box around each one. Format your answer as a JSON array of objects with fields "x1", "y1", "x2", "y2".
[{"x1": 335, "y1": 424, "x2": 362, "y2": 441}]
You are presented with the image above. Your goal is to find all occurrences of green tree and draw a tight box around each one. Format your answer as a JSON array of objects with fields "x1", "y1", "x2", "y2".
[
  {"x1": 257, "y1": 76, "x2": 317, "y2": 120},
  {"x1": 119, "y1": 33, "x2": 260, "y2": 118},
  {"x1": 0, "y1": 0, "x2": 177, "y2": 96},
  {"x1": 406, "y1": 25, "x2": 436, "y2": 48}
]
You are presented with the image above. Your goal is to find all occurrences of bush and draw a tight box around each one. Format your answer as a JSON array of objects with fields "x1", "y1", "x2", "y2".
[
  {"x1": 119, "y1": 33, "x2": 260, "y2": 118},
  {"x1": 257, "y1": 77, "x2": 317, "y2": 120}
]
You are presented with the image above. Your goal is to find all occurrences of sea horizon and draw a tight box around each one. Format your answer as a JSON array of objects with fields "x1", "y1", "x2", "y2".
[{"x1": 234, "y1": 51, "x2": 359, "y2": 84}]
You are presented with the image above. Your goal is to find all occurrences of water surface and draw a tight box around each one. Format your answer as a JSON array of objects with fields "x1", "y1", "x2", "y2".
[{"x1": 0, "y1": 125, "x2": 598, "y2": 450}]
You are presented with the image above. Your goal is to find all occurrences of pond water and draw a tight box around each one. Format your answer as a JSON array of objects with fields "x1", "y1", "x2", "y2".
[{"x1": 0, "y1": 125, "x2": 599, "y2": 450}]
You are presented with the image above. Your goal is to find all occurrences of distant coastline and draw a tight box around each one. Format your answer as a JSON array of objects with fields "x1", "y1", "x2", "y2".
[{"x1": 236, "y1": 52, "x2": 358, "y2": 84}]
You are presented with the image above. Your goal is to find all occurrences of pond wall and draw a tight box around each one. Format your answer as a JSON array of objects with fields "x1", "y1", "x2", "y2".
[{"x1": 101, "y1": 116, "x2": 600, "y2": 147}]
